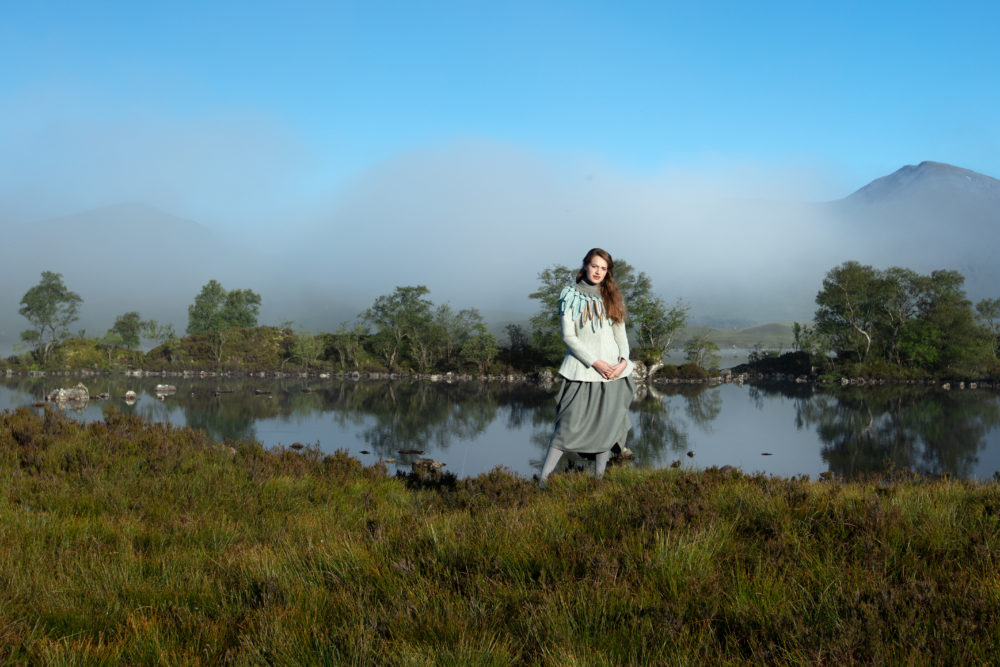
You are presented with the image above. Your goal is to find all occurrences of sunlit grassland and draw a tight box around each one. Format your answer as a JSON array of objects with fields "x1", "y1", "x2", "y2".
[{"x1": 2, "y1": 406, "x2": 1000, "y2": 664}]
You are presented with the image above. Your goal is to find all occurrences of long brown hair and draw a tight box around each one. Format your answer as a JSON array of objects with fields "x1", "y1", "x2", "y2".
[{"x1": 576, "y1": 248, "x2": 626, "y2": 323}]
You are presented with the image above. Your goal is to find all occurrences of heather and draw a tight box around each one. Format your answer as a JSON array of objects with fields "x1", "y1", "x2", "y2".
[{"x1": 2, "y1": 406, "x2": 999, "y2": 664}]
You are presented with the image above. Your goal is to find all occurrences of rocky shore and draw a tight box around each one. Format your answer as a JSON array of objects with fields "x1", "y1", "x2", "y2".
[{"x1": 4, "y1": 362, "x2": 996, "y2": 390}]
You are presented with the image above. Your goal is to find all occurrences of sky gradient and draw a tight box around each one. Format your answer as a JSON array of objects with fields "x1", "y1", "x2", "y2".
[
  {"x1": 3, "y1": 0, "x2": 998, "y2": 227},
  {"x1": 2, "y1": 1, "x2": 999, "y2": 340}
]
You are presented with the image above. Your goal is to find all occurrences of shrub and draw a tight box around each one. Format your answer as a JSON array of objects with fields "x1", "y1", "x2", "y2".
[
  {"x1": 677, "y1": 362, "x2": 709, "y2": 379},
  {"x1": 653, "y1": 364, "x2": 679, "y2": 379}
]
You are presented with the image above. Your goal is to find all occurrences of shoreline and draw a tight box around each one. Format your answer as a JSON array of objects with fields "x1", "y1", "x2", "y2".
[{"x1": 4, "y1": 365, "x2": 998, "y2": 391}]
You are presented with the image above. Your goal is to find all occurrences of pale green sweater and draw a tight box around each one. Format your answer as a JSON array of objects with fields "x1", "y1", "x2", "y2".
[{"x1": 555, "y1": 281, "x2": 634, "y2": 383}]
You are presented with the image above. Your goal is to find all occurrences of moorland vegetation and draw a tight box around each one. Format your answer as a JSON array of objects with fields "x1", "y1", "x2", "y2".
[{"x1": 2, "y1": 405, "x2": 999, "y2": 662}]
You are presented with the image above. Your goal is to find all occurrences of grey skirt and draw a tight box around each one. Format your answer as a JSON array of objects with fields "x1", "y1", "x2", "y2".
[{"x1": 548, "y1": 376, "x2": 636, "y2": 454}]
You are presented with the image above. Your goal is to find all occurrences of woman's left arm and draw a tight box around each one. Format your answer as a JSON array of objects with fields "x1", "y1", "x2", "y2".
[
  {"x1": 612, "y1": 321, "x2": 630, "y2": 364},
  {"x1": 609, "y1": 321, "x2": 630, "y2": 378}
]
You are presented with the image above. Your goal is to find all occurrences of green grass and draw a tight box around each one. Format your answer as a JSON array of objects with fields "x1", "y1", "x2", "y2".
[{"x1": 3, "y1": 407, "x2": 1000, "y2": 663}]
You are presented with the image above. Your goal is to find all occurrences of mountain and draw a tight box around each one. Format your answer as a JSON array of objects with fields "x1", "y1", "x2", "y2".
[
  {"x1": 29, "y1": 201, "x2": 214, "y2": 240},
  {"x1": 844, "y1": 161, "x2": 1000, "y2": 206},
  {"x1": 827, "y1": 161, "x2": 1000, "y2": 303}
]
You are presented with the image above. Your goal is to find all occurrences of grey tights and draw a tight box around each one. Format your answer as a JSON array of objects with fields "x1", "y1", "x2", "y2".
[{"x1": 539, "y1": 447, "x2": 610, "y2": 484}]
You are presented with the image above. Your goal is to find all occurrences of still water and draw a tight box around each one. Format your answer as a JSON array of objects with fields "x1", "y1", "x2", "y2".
[{"x1": 3, "y1": 375, "x2": 1000, "y2": 480}]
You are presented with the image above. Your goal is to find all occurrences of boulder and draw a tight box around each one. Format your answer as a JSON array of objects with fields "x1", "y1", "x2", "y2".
[
  {"x1": 48, "y1": 383, "x2": 89, "y2": 404},
  {"x1": 411, "y1": 458, "x2": 446, "y2": 478}
]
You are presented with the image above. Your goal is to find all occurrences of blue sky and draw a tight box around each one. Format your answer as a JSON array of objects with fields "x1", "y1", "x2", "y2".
[{"x1": 2, "y1": 0, "x2": 998, "y2": 228}]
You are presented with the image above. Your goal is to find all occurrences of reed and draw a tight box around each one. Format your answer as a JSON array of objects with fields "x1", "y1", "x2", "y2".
[{"x1": 2, "y1": 406, "x2": 999, "y2": 664}]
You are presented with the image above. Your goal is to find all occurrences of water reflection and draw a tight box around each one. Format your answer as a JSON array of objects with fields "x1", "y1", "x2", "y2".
[
  {"x1": 332, "y1": 381, "x2": 495, "y2": 456},
  {"x1": 631, "y1": 390, "x2": 689, "y2": 459},
  {"x1": 172, "y1": 379, "x2": 551, "y2": 454},
  {"x1": 792, "y1": 385, "x2": 1000, "y2": 478},
  {"x1": 1, "y1": 376, "x2": 999, "y2": 479}
]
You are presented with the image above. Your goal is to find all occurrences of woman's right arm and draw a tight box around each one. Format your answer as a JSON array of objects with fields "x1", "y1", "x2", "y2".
[{"x1": 560, "y1": 310, "x2": 598, "y2": 368}]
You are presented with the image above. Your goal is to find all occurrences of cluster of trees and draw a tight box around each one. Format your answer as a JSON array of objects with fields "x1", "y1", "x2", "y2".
[
  {"x1": 11, "y1": 273, "x2": 501, "y2": 374},
  {"x1": 12, "y1": 260, "x2": 694, "y2": 375},
  {"x1": 525, "y1": 260, "x2": 691, "y2": 368},
  {"x1": 18, "y1": 271, "x2": 175, "y2": 364},
  {"x1": 798, "y1": 261, "x2": 1000, "y2": 376},
  {"x1": 14, "y1": 272, "x2": 254, "y2": 368},
  {"x1": 17, "y1": 271, "x2": 82, "y2": 363},
  {"x1": 334, "y1": 259, "x2": 700, "y2": 373},
  {"x1": 351, "y1": 285, "x2": 498, "y2": 373},
  {"x1": 183, "y1": 280, "x2": 263, "y2": 364},
  {"x1": 29, "y1": 258, "x2": 998, "y2": 379}
]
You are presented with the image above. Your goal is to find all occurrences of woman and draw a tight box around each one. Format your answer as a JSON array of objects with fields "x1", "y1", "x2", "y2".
[{"x1": 539, "y1": 248, "x2": 635, "y2": 485}]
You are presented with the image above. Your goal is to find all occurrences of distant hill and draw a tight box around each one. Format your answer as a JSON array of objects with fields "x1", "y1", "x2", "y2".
[
  {"x1": 29, "y1": 202, "x2": 215, "y2": 242},
  {"x1": 0, "y1": 203, "x2": 359, "y2": 353},
  {"x1": 843, "y1": 161, "x2": 1000, "y2": 206},
  {"x1": 680, "y1": 162, "x2": 999, "y2": 346},
  {"x1": 826, "y1": 161, "x2": 1000, "y2": 303},
  {"x1": 0, "y1": 204, "x2": 225, "y2": 348},
  {"x1": 685, "y1": 323, "x2": 796, "y2": 349}
]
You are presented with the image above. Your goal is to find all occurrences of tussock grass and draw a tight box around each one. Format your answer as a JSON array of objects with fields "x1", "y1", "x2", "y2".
[{"x1": 2, "y1": 407, "x2": 1000, "y2": 663}]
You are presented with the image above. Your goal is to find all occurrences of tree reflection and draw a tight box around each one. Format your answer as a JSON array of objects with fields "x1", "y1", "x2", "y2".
[
  {"x1": 628, "y1": 390, "x2": 689, "y2": 463},
  {"x1": 684, "y1": 387, "x2": 722, "y2": 428},
  {"x1": 6, "y1": 375, "x2": 999, "y2": 480},
  {"x1": 170, "y1": 380, "x2": 275, "y2": 443},
  {"x1": 353, "y1": 381, "x2": 498, "y2": 456},
  {"x1": 795, "y1": 386, "x2": 1000, "y2": 478},
  {"x1": 625, "y1": 385, "x2": 724, "y2": 465},
  {"x1": 747, "y1": 381, "x2": 815, "y2": 412}
]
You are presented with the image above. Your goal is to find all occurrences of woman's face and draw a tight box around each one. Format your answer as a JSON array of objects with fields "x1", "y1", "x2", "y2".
[{"x1": 585, "y1": 255, "x2": 609, "y2": 284}]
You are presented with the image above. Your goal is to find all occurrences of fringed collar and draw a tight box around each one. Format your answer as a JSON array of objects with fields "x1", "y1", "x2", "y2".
[{"x1": 558, "y1": 281, "x2": 607, "y2": 330}]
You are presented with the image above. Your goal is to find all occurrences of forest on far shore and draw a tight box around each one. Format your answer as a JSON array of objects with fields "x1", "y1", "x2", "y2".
[{"x1": 5, "y1": 260, "x2": 1000, "y2": 382}]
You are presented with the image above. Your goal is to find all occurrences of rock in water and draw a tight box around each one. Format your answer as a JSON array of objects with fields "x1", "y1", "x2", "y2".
[{"x1": 48, "y1": 382, "x2": 90, "y2": 405}]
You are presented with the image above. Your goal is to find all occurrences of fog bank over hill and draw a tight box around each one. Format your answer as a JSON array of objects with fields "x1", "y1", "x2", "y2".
[
  {"x1": 1, "y1": 151, "x2": 998, "y2": 355},
  {"x1": 828, "y1": 161, "x2": 1000, "y2": 288},
  {"x1": 0, "y1": 203, "x2": 361, "y2": 351},
  {"x1": 288, "y1": 151, "x2": 1000, "y2": 328}
]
